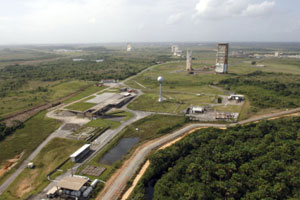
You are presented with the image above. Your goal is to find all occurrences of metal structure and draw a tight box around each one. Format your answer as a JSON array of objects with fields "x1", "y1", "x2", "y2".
[
  {"x1": 127, "y1": 43, "x2": 132, "y2": 52},
  {"x1": 171, "y1": 45, "x2": 178, "y2": 53},
  {"x1": 215, "y1": 43, "x2": 229, "y2": 73},
  {"x1": 186, "y1": 49, "x2": 193, "y2": 71},
  {"x1": 157, "y1": 76, "x2": 164, "y2": 102},
  {"x1": 70, "y1": 144, "x2": 91, "y2": 163}
]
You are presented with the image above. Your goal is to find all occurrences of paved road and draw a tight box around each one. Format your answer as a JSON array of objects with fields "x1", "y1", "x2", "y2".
[
  {"x1": 0, "y1": 124, "x2": 72, "y2": 194},
  {"x1": 1, "y1": 59, "x2": 300, "y2": 197},
  {"x1": 97, "y1": 107, "x2": 300, "y2": 200},
  {"x1": 98, "y1": 123, "x2": 227, "y2": 200}
]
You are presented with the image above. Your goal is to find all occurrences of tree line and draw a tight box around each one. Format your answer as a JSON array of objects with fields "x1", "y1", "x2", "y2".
[{"x1": 218, "y1": 71, "x2": 300, "y2": 110}]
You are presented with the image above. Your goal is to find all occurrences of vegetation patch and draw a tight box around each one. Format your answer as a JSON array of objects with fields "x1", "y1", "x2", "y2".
[
  {"x1": 128, "y1": 92, "x2": 215, "y2": 114},
  {"x1": 85, "y1": 118, "x2": 121, "y2": 130},
  {"x1": 78, "y1": 115, "x2": 188, "y2": 185},
  {"x1": 1, "y1": 138, "x2": 84, "y2": 200},
  {"x1": 63, "y1": 85, "x2": 106, "y2": 104},
  {"x1": 130, "y1": 117, "x2": 300, "y2": 200},
  {"x1": 218, "y1": 71, "x2": 300, "y2": 111},
  {"x1": 0, "y1": 111, "x2": 61, "y2": 184},
  {"x1": 65, "y1": 101, "x2": 96, "y2": 112}
]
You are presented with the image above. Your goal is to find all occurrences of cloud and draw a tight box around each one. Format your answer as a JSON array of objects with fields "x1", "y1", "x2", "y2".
[
  {"x1": 88, "y1": 17, "x2": 96, "y2": 24},
  {"x1": 195, "y1": 0, "x2": 275, "y2": 19},
  {"x1": 242, "y1": 1, "x2": 275, "y2": 17},
  {"x1": 166, "y1": 13, "x2": 184, "y2": 25}
]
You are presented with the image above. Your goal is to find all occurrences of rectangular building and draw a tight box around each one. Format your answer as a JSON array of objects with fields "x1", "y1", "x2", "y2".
[
  {"x1": 216, "y1": 43, "x2": 229, "y2": 73},
  {"x1": 70, "y1": 144, "x2": 91, "y2": 163}
]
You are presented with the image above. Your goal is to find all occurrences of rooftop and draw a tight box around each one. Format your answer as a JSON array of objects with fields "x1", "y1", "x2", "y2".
[
  {"x1": 70, "y1": 144, "x2": 90, "y2": 158},
  {"x1": 57, "y1": 176, "x2": 88, "y2": 191}
]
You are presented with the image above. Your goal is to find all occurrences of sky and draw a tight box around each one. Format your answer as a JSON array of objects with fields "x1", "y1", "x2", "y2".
[{"x1": 0, "y1": 0, "x2": 299, "y2": 44}]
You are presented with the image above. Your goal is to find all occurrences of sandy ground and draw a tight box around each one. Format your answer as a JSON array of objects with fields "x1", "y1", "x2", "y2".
[
  {"x1": 121, "y1": 161, "x2": 150, "y2": 200},
  {"x1": 0, "y1": 152, "x2": 24, "y2": 178}
]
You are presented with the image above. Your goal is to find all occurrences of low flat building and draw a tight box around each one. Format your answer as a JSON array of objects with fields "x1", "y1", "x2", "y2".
[
  {"x1": 57, "y1": 176, "x2": 88, "y2": 191},
  {"x1": 84, "y1": 92, "x2": 136, "y2": 118},
  {"x1": 215, "y1": 112, "x2": 239, "y2": 121},
  {"x1": 55, "y1": 176, "x2": 90, "y2": 199},
  {"x1": 228, "y1": 94, "x2": 245, "y2": 101},
  {"x1": 191, "y1": 106, "x2": 205, "y2": 114},
  {"x1": 70, "y1": 144, "x2": 91, "y2": 163}
]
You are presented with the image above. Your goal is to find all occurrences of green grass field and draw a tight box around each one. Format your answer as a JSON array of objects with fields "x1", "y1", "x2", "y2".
[
  {"x1": 126, "y1": 57, "x2": 300, "y2": 118},
  {"x1": 65, "y1": 101, "x2": 96, "y2": 112},
  {"x1": 64, "y1": 85, "x2": 106, "y2": 104},
  {"x1": 128, "y1": 92, "x2": 216, "y2": 114},
  {"x1": 0, "y1": 111, "x2": 62, "y2": 185},
  {"x1": 84, "y1": 118, "x2": 121, "y2": 130},
  {"x1": 0, "y1": 80, "x2": 94, "y2": 117},
  {"x1": 0, "y1": 138, "x2": 84, "y2": 200}
]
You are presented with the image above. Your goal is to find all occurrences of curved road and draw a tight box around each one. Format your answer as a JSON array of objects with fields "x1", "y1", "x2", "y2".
[{"x1": 97, "y1": 107, "x2": 300, "y2": 200}]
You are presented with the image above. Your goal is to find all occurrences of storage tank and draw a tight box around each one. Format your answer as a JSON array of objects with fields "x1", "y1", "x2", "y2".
[
  {"x1": 83, "y1": 187, "x2": 93, "y2": 198},
  {"x1": 91, "y1": 179, "x2": 99, "y2": 188},
  {"x1": 70, "y1": 190, "x2": 81, "y2": 197}
]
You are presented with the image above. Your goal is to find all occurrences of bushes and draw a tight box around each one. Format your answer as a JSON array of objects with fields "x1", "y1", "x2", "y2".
[
  {"x1": 218, "y1": 71, "x2": 300, "y2": 110},
  {"x1": 0, "y1": 120, "x2": 23, "y2": 141}
]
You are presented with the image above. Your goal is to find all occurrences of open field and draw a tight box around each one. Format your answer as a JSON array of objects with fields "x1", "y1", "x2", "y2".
[
  {"x1": 65, "y1": 101, "x2": 96, "y2": 112},
  {"x1": 83, "y1": 118, "x2": 121, "y2": 130},
  {"x1": 0, "y1": 111, "x2": 61, "y2": 185},
  {"x1": 128, "y1": 92, "x2": 216, "y2": 114},
  {"x1": 63, "y1": 85, "x2": 106, "y2": 104},
  {"x1": 0, "y1": 80, "x2": 94, "y2": 117},
  {"x1": 126, "y1": 54, "x2": 300, "y2": 118},
  {"x1": 0, "y1": 138, "x2": 84, "y2": 200}
]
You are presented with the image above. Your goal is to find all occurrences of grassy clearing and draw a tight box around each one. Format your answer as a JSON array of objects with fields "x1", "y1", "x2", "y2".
[
  {"x1": 125, "y1": 61, "x2": 228, "y2": 94},
  {"x1": 65, "y1": 101, "x2": 96, "y2": 112},
  {"x1": 85, "y1": 118, "x2": 121, "y2": 130},
  {"x1": 0, "y1": 138, "x2": 84, "y2": 200},
  {"x1": 64, "y1": 85, "x2": 106, "y2": 104},
  {"x1": 128, "y1": 92, "x2": 215, "y2": 114},
  {"x1": 126, "y1": 58, "x2": 300, "y2": 120},
  {"x1": 0, "y1": 111, "x2": 61, "y2": 185},
  {"x1": 78, "y1": 115, "x2": 187, "y2": 182},
  {"x1": 0, "y1": 80, "x2": 93, "y2": 117}
]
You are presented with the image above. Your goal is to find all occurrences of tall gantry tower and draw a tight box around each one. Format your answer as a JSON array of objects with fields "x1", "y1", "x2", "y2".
[
  {"x1": 186, "y1": 49, "x2": 193, "y2": 71},
  {"x1": 215, "y1": 43, "x2": 229, "y2": 74}
]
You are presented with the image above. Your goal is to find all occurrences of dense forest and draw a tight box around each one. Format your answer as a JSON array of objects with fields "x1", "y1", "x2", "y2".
[
  {"x1": 130, "y1": 117, "x2": 300, "y2": 200},
  {"x1": 0, "y1": 57, "x2": 153, "y2": 96},
  {"x1": 218, "y1": 71, "x2": 300, "y2": 110}
]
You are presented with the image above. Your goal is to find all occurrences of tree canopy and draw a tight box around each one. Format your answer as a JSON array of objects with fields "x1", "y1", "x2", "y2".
[{"x1": 131, "y1": 117, "x2": 300, "y2": 200}]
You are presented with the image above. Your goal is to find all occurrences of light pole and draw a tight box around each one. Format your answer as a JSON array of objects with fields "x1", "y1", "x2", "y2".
[{"x1": 157, "y1": 76, "x2": 164, "y2": 102}]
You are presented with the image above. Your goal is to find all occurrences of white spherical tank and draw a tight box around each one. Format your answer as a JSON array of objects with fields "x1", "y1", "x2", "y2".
[{"x1": 157, "y1": 76, "x2": 164, "y2": 83}]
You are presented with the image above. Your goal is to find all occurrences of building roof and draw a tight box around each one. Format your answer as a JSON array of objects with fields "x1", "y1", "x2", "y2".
[
  {"x1": 57, "y1": 176, "x2": 88, "y2": 191},
  {"x1": 192, "y1": 107, "x2": 204, "y2": 112},
  {"x1": 70, "y1": 144, "x2": 91, "y2": 158}
]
